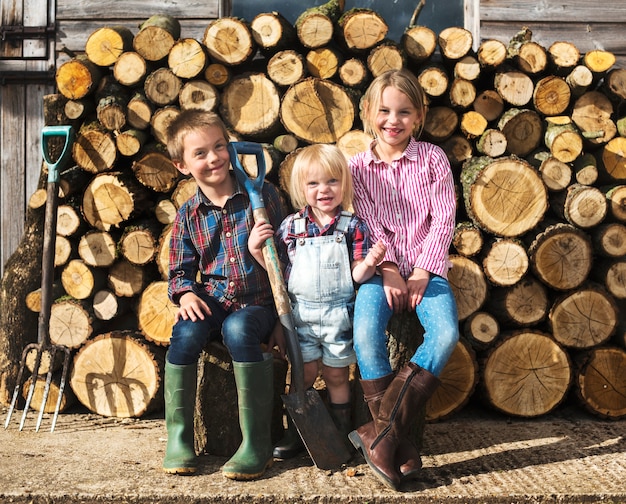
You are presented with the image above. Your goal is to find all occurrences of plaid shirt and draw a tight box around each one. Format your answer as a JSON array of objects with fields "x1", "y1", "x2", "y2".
[
  {"x1": 275, "y1": 206, "x2": 373, "y2": 283},
  {"x1": 168, "y1": 174, "x2": 285, "y2": 311}
]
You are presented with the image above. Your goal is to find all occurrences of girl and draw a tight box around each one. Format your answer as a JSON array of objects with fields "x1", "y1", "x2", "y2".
[
  {"x1": 249, "y1": 143, "x2": 386, "y2": 459},
  {"x1": 348, "y1": 69, "x2": 460, "y2": 490}
]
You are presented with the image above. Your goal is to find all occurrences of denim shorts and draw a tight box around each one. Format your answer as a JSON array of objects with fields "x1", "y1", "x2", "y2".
[{"x1": 292, "y1": 298, "x2": 356, "y2": 368}]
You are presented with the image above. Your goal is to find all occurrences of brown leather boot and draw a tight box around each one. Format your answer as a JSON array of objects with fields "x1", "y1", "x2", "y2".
[
  {"x1": 349, "y1": 364, "x2": 440, "y2": 490},
  {"x1": 359, "y1": 374, "x2": 423, "y2": 481}
]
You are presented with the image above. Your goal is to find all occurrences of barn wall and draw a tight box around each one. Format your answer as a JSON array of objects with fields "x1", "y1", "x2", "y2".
[{"x1": 480, "y1": 0, "x2": 626, "y2": 68}]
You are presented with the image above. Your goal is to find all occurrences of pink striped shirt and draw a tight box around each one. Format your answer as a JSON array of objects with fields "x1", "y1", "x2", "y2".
[{"x1": 349, "y1": 137, "x2": 456, "y2": 279}]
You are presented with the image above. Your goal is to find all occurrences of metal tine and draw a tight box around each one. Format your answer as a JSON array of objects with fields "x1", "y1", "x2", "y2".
[
  {"x1": 49, "y1": 346, "x2": 71, "y2": 432},
  {"x1": 35, "y1": 346, "x2": 58, "y2": 432},
  {"x1": 19, "y1": 344, "x2": 44, "y2": 431},
  {"x1": 4, "y1": 342, "x2": 38, "y2": 429}
]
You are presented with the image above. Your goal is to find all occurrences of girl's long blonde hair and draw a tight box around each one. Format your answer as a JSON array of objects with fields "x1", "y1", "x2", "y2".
[
  {"x1": 289, "y1": 143, "x2": 354, "y2": 211},
  {"x1": 360, "y1": 68, "x2": 428, "y2": 140}
]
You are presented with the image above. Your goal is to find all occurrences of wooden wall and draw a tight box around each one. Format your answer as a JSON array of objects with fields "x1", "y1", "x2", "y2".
[
  {"x1": 1, "y1": 0, "x2": 626, "y2": 276},
  {"x1": 0, "y1": 0, "x2": 53, "y2": 273},
  {"x1": 480, "y1": 0, "x2": 626, "y2": 68}
]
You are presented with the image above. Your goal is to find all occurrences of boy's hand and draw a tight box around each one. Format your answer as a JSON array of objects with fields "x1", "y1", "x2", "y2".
[
  {"x1": 248, "y1": 220, "x2": 274, "y2": 267},
  {"x1": 407, "y1": 267, "x2": 430, "y2": 310},
  {"x1": 364, "y1": 239, "x2": 386, "y2": 267},
  {"x1": 380, "y1": 263, "x2": 408, "y2": 313},
  {"x1": 176, "y1": 292, "x2": 212, "y2": 322}
]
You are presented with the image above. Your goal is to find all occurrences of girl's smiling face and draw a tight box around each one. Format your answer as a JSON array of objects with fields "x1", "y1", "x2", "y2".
[
  {"x1": 374, "y1": 86, "x2": 423, "y2": 150},
  {"x1": 304, "y1": 163, "x2": 343, "y2": 226}
]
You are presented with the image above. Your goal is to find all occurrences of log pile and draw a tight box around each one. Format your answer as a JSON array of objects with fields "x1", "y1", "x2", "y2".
[{"x1": 6, "y1": 1, "x2": 626, "y2": 423}]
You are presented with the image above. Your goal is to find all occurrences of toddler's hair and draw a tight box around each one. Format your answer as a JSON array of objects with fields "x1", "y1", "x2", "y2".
[
  {"x1": 361, "y1": 68, "x2": 428, "y2": 139},
  {"x1": 165, "y1": 109, "x2": 231, "y2": 162},
  {"x1": 289, "y1": 143, "x2": 354, "y2": 211}
]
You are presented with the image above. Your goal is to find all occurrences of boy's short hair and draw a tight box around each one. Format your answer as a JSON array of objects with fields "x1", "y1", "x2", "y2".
[
  {"x1": 289, "y1": 143, "x2": 354, "y2": 211},
  {"x1": 166, "y1": 109, "x2": 231, "y2": 162}
]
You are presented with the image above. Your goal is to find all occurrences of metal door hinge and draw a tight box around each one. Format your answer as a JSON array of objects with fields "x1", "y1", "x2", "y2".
[
  {"x1": 1, "y1": 25, "x2": 55, "y2": 42},
  {"x1": 0, "y1": 70, "x2": 56, "y2": 86}
]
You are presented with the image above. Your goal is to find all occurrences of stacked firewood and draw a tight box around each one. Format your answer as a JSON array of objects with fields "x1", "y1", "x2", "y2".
[{"x1": 22, "y1": 0, "x2": 626, "y2": 422}]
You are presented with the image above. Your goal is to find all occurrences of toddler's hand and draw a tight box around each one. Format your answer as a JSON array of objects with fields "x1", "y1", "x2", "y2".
[{"x1": 365, "y1": 239, "x2": 386, "y2": 267}]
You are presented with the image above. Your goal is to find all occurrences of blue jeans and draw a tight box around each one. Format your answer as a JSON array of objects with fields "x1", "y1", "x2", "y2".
[
  {"x1": 353, "y1": 274, "x2": 459, "y2": 380},
  {"x1": 167, "y1": 295, "x2": 276, "y2": 365}
]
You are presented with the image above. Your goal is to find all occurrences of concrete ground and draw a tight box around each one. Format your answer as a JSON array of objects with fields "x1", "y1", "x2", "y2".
[{"x1": 1, "y1": 400, "x2": 625, "y2": 504}]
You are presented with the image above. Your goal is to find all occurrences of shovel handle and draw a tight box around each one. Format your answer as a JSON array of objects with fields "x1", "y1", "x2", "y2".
[
  {"x1": 229, "y1": 142, "x2": 306, "y2": 394},
  {"x1": 39, "y1": 125, "x2": 74, "y2": 345}
]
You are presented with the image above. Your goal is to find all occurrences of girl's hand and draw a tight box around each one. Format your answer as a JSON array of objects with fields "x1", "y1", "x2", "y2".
[
  {"x1": 407, "y1": 267, "x2": 430, "y2": 309},
  {"x1": 176, "y1": 292, "x2": 212, "y2": 323},
  {"x1": 380, "y1": 263, "x2": 408, "y2": 313},
  {"x1": 364, "y1": 239, "x2": 387, "y2": 267}
]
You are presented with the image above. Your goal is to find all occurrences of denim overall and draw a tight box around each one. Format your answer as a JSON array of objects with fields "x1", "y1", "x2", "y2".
[{"x1": 287, "y1": 211, "x2": 356, "y2": 367}]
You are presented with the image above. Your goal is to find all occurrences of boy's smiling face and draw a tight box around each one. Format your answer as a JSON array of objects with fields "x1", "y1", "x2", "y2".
[{"x1": 173, "y1": 125, "x2": 232, "y2": 196}]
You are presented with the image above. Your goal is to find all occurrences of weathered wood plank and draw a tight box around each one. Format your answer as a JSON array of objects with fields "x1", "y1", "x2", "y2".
[
  {"x1": 0, "y1": 85, "x2": 27, "y2": 270},
  {"x1": 481, "y1": 21, "x2": 626, "y2": 68},
  {"x1": 23, "y1": 0, "x2": 48, "y2": 59},
  {"x1": 56, "y1": 0, "x2": 220, "y2": 20},
  {"x1": 25, "y1": 85, "x2": 50, "y2": 201},
  {"x1": 0, "y1": 0, "x2": 23, "y2": 58},
  {"x1": 481, "y1": 0, "x2": 626, "y2": 24}
]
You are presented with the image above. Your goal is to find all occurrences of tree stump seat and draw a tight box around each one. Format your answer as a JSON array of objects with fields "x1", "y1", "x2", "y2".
[{"x1": 194, "y1": 340, "x2": 288, "y2": 457}]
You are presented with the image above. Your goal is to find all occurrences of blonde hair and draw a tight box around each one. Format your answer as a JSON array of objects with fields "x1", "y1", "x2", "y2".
[
  {"x1": 165, "y1": 109, "x2": 230, "y2": 162},
  {"x1": 289, "y1": 144, "x2": 354, "y2": 211},
  {"x1": 360, "y1": 68, "x2": 428, "y2": 139}
]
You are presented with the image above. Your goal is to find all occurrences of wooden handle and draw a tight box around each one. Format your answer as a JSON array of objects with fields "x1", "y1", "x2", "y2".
[{"x1": 253, "y1": 207, "x2": 305, "y2": 393}]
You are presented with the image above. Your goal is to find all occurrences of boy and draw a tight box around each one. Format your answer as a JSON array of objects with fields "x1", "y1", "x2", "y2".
[{"x1": 163, "y1": 109, "x2": 285, "y2": 480}]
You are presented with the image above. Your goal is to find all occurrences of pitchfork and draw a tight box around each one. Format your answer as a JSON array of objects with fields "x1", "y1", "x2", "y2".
[{"x1": 4, "y1": 125, "x2": 75, "y2": 432}]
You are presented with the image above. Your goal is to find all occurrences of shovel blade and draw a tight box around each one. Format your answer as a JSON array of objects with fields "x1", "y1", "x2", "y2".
[{"x1": 282, "y1": 389, "x2": 351, "y2": 470}]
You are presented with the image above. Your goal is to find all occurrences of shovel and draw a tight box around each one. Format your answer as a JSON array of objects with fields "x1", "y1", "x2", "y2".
[
  {"x1": 4, "y1": 125, "x2": 75, "y2": 433},
  {"x1": 228, "y1": 141, "x2": 351, "y2": 470}
]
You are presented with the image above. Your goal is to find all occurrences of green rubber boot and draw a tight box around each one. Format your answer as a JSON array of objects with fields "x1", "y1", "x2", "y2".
[
  {"x1": 222, "y1": 354, "x2": 274, "y2": 480},
  {"x1": 162, "y1": 360, "x2": 198, "y2": 474}
]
